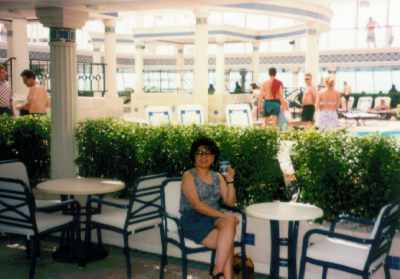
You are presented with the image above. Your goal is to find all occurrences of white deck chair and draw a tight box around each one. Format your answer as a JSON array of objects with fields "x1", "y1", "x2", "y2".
[
  {"x1": 226, "y1": 104, "x2": 253, "y2": 127},
  {"x1": 341, "y1": 97, "x2": 354, "y2": 111},
  {"x1": 176, "y1": 105, "x2": 204, "y2": 125},
  {"x1": 122, "y1": 114, "x2": 148, "y2": 125},
  {"x1": 356, "y1": 97, "x2": 373, "y2": 112},
  {"x1": 374, "y1": 97, "x2": 391, "y2": 109},
  {"x1": 145, "y1": 106, "x2": 173, "y2": 126},
  {"x1": 0, "y1": 160, "x2": 60, "y2": 209}
]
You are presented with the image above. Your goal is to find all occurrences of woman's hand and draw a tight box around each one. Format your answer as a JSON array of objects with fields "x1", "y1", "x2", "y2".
[{"x1": 223, "y1": 166, "x2": 235, "y2": 183}]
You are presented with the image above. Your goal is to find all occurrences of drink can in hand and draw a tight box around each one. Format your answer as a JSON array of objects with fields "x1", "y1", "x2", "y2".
[{"x1": 219, "y1": 161, "x2": 230, "y2": 175}]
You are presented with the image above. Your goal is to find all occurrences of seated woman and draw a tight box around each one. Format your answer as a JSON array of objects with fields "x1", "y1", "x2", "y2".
[{"x1": 180, "y1": 137, "x2": 239, "y2": 279}]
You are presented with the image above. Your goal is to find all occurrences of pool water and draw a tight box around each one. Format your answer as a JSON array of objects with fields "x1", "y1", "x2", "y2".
[{"x1": 355, "y1": 131, "x2": 400, "y2": 138}]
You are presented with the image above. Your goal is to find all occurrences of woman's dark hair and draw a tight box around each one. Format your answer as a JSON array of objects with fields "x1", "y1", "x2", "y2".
[{"x1": 190, "y1": 137, "x2": 220, "y2": 164}]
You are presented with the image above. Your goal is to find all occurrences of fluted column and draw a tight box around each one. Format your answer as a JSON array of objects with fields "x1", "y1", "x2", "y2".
[
  {"x1": 134, "y1": 41, "x2": 145, "y2": 97},
  {"x1": 176, "y1": 45, "x2": 184, "y2": 92},
  {"x1": 215, "y1": 36, "x2": 225, "y2": 95},
  {"x1": 194, "y1": 9, "x2": 209, "y2": 121},
  {"x1": 305, "y1": 28, "x2": 320, "y2": 81},
  {"x1": 251, "y1": 41, "x2": 260, "y2": 84},
  {"x1": 103, "y1": 19, "x2": 117, "y2": 98},
  {"x1": 36, "y1": 7, "x2": 88, "y2": 178},
  {"x1": 7, "y1": 19, "x2": 29, "y2": 102},
  {"x1": 49, "y1": 29, "x2": 77, "y2": 177}
]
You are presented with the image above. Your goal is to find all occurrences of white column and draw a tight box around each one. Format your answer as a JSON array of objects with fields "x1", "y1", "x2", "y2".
[
  {"x1": 193, "y1": 9, "x2": 209, "y2": 120},
  {"x1": 103, "y1": 19, "x2": 118, "y2": 98},
  {"x1": 7, "y1": 19, "x2": 29, "y2": 102},
  {"x1": 292, "y1": 68, "x2": 300, "y2": 89},
  {"x1": 36, "y1": 7, "x2": 88, "y2": 178},
  {"x1": 134, "y1": 41, "x2": 145, "y2": 96},
  {"x1": 176, "y1": 45, "x2": 184, "y2": 92},
  {"x1": 215, "y1": 37, "x2": 225, "y2": 95},
  {"x1": 251, "y1": 41, "x2": 260, "y2": 84},
  {"x1": 305, "y1": 28, "x2": 320, "y2": 82},
  {"x1": 92, "y1": 40, "x2": 103, "y2": 97}
]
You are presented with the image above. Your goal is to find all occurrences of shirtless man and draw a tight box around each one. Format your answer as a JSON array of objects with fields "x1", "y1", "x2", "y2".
[
  {"x1": 301, "y1": 73, "x2": 316, "y2": 126},
  {"x1": 259, "y1": 67, "x2": 284, "y2": 126},
  {"x1": 18, "y1": 70, "x2": 49, "y2": 115}
]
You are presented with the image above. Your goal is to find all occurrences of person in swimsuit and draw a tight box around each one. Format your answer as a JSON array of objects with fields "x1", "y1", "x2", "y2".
[
  {"x1": 301, "y1": 73, "x2": 316, "y2": 126},
  {"x1": 366, "y1": 17, "x2": 378, "y2": 48},
  {"x1": 259, "y1": 67, "x2": 284, "y2": 126},
  {"x1": 180, "y1": 137, "x2": 239, "y2": 279},
  {"x1": 316, "y1": 76, "x2": 341, "y2": 131}
]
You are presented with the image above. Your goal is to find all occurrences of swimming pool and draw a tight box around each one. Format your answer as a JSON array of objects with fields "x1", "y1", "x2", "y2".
[{"x1": 354, "y1": 131, "x2": 400, "y2": 138}]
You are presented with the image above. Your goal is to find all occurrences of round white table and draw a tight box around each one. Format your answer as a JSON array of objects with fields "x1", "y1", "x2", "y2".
[
  {"x1": 37, "y1": 177, "x2": 124, "y2": 196},
  {"x1": 246, "y1": 201, "x2": 323, "y2": 279},
  {"x1": 37, "y1": 177, "x2": 125, "y2": 264}
]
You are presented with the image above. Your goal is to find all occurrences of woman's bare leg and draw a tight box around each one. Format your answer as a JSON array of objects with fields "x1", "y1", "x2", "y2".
[
  {"x1": 223, "y1": 245, "x2": 234, "y2": 279},
  {"x1": 202, "y1": 216, "x2": 236, "y2": 277}
]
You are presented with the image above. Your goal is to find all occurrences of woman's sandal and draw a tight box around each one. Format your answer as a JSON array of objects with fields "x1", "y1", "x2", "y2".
[{"x1": 212, "y1": 272, "x2": 224, "y2": 279}]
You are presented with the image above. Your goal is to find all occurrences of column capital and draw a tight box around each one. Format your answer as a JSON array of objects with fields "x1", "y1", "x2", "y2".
[
  {"x1": 36, "y1": 7, "x2": 88, "y2": 29},
  {"x1": 103, "y1": 19, "x2": 116, "y2": 33},
  {"x1": 194, "y1": 8, "x2": 209, "y2": 24},
  {"x1": 176, "y1": 45, "x2": 184, "y2": 54},
  {"x1": 252, "y1": 41, "x2": 260, "y2": 52}
]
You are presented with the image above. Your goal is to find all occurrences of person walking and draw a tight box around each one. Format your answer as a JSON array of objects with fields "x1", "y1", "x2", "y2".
[
  {"x1": 259, "y1": 67, "x2": 285, "y2": 126},
  {"x1": 17, "y1": 70, "x2": 49, "y2": 115},
  {"x1": 0, "y1": 64, "x2": 12, "y2": 116}
]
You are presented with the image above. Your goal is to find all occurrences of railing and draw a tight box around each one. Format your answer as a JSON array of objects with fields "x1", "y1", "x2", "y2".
[
  {"x1": 29, "y1": 59, "x2": 107, "y2": 96},
  {"x1": 143, "y1": 70, "x2": 193, "y2": 94}
]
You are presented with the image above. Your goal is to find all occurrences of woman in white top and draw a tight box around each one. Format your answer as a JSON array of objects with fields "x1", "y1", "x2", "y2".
[{"x1": 316, "y1": 76, "x2": 341, "y2": 131}]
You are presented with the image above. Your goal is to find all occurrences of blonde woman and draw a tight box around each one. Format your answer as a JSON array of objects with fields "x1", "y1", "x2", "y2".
[{"x1": 316, "y1": 76, "x2": 341, "y2": 131}]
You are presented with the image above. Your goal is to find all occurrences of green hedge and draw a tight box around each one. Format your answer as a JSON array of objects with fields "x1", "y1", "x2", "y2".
[
  {"x1": 0, "y1": 115, "x2": 50, "y2": 186},
  {"x1": 75, "y1": 119, "x2": 283, "y2": 204},
  {"x1": 289, "y1": 130, "x2": 400, "y2": 220},
  {"x1": 1, "y1": 115, "x2": 399, "y2": 220}
]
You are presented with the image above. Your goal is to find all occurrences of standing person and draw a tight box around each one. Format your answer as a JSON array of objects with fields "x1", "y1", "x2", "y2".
[
  {"x1": 17, "y1": 70, "x2": 49, "y2": 115},
  {"x1": 316, "y1": 76, "x2": 341, "y2": 131},
  {"x1": 259, "y1": 67, "x2": 284, "y2": 126},
  {"x1": 366, "y1": 17, "x2": 378, "y2": 48},
  {"x1": 250, "y1": 83, "x2": 260, "y2": 120},
  {"x1": 301, "y1": 73, "x2": 316, "y2": 126},
  {"x1": 343, "y1": 81, "x2": 352, "y2": 112},
  {"x1": 181, "y1": 137, "x2": 239, "y2": 279},
  {"x1": 0, "y1": 64, "x2": 12, "y2": 116},
  {"x1": 386, "y1": 24, "x2": 394, "y2": 47}
]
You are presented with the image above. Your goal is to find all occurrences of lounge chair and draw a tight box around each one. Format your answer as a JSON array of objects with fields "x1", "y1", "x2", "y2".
[
  {"x1": 176, "y1": 105, "x2": 205, "y2": 125},
  {"x1": 145, "y1": 106, "x2": 173, "y2": 126},
  {"x1": 226, "y1": 104, "x2": 253, "y2": 127}
]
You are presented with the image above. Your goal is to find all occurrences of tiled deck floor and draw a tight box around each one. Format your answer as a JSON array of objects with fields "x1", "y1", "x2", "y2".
[
  {"x1": 1, "y1": 233, "x2": 399, "y2": 279},
  {"x1": 0, "y1": 235, "x2": 268, "y2": 279}
]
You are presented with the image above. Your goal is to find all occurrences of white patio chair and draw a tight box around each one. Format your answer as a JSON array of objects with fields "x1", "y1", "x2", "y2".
[
  {"x1": 299, "y1": 202, "x2": 400, "y2": 279},
  {"x1": 277, "y1": 141, "x2": 299, "y2": 201},
  {"x1": 160, "y1": 178, "x2": 248, "y2": 279},
  {"x1": 0, "y1": 160, "x2": 60, "y2": 209},
  {"x1": 0, "y1": 160, "x2": 80, "y2": 279},
  {"x1": 226, "y1": 104, "x2": 253, "y2": 127},
  {"x1": 176, "y1": 105, "x2": 205, "y2": 125},
  {"x1": 341, "y1": 96, "x2": 354, "y2": 111},
  {"x1": 356, "y1": 97, "x2": 373, "y2": 112},
  {"x1": 145, "y1": 106, "x2": 173, "y2": 126},
  {"x1": 85, "y1": 173, "x2": 168, "y2": 279}
]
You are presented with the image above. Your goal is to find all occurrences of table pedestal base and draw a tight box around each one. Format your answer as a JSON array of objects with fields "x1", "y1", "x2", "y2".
[{"x1": 269, "y1": 220, "x2": 299, "y2": 279}]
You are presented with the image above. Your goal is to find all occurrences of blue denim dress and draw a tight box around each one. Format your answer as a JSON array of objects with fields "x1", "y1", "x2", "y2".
[{"x1": 180, "y1": 169, "x2": 221, "y2": 244}]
